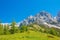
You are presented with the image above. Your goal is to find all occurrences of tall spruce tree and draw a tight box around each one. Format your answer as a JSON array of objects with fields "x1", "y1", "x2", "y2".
[
  {"x1": 4, "y1": 24, "x2": 10, "y2": 35},
  {"x1": 10, "y1": 20, "x2": 16, "y2": 34},
  {"x1": 0, "y1": 21, "x2": 3, "y2": 35},
  {"x1": 20, "y1": 25, "x2": 28, "y2": 32}
]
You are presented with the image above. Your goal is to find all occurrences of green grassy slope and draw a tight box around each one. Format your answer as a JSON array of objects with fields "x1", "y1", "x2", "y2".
[{"x1": 0, "y1": 31, "x2": 60, "y2": 40}]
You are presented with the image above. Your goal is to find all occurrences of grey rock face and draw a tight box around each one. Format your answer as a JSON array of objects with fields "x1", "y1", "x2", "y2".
[
  {"x1": 57, "y1": 11, "x2": 60, "y2": 22},
  {"x1": 19, "y1": 11, "x2": 60, "y2": 28},
  {"x1": 19, "y1": 11, "x2": 55, "y2": 26}
]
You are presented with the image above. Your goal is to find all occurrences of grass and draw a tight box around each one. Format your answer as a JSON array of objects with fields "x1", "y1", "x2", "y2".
[{"x1": 0, "y1": 31, "x2": 60, "y2": 40}]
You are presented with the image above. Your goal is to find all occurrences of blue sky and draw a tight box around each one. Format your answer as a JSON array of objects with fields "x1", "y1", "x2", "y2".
[{"x1": 0, "y1": 0, "x2": 60, "y2": 23}]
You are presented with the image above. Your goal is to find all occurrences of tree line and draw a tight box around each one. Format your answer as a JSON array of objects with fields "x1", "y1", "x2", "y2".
[{"x1": 0, "y1": 21, "x2": 28, "y2": 35}]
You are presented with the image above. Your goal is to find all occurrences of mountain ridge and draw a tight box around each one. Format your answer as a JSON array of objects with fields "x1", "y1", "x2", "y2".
[{"x1": 19, "y1": 11, "x2": 60, "y2": 29}]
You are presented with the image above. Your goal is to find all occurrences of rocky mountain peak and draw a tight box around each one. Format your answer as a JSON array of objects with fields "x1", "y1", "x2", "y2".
[{"x1": 19, "y1": 11, "x2": 60, "y2": 28}]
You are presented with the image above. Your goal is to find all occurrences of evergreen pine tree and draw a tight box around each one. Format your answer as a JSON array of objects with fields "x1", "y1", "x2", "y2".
[
  {"x1": 0, "y1": 21, "x2": 3, "y2": 35},
  {"x1": 4, "y1": 24, "x2": 10, "y2": 35},
  {"x1": 20, "y1": 25, "x2": 28, "y2": 32},
  {"x1": 10, "y1": 20, "x2": 16, "y2": 34}
]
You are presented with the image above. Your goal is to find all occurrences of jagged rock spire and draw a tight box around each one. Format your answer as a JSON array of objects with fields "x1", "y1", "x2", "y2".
[{"x1": 57, "y1": 11, "x2": 60, "y2": 22}]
